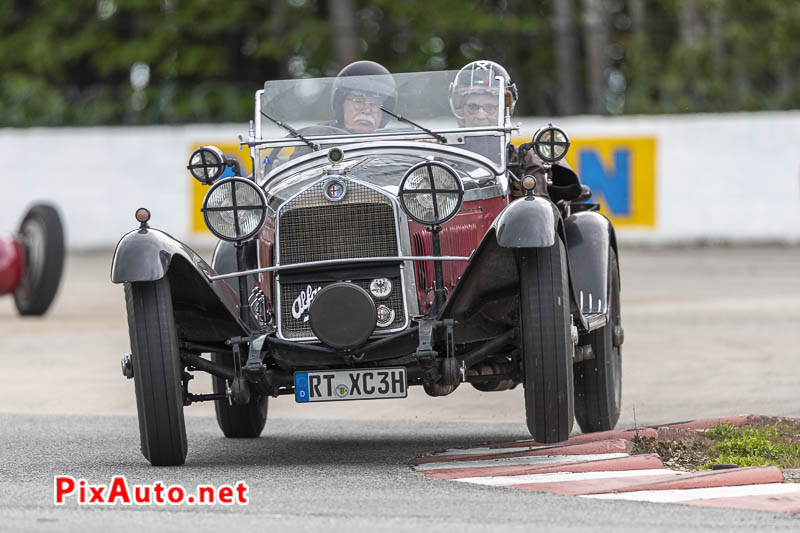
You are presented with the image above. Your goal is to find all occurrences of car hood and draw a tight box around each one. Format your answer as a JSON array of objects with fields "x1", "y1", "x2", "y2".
[{"x1": 262, "y1": 150, "x2": 499, "y2": 213}]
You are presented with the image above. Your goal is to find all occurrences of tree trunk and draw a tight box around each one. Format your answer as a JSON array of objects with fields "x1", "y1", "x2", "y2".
[
  {"x1": 327, "y1": 0, "x2": 358, "y2": 68},
  {"x1": 554, "y1": 0, "x2": 580, "y2": 115},
  {"x1": 271, "y1": 0, "x2": 288, "y2": 79},
  {"x1": 629, "y1": 0, "x2": 645, "y2": 37},
  {"x1": 679, "y1": 0, "x2": 702, "y2": 48},
  {"x1": 581, "y1": 0, "x2": 608, "y2": 114},
  {"x1": 710, "y1": 4, "x2": 724, "y2": 75}
]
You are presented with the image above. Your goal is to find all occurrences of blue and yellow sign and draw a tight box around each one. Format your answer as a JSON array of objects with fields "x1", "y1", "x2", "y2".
[
  {"x1": 191, "y1": 136, "x2": 656, "y2": 233},
  {"x1": 564, "y1": 137, "x2": 656, "y2": 228},
  {"x1": 513, "y1": 135, "x2": 657, "y2": 228}
]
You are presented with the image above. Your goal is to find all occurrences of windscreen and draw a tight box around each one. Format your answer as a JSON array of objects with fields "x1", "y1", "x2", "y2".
[{"x1": 257, "y1": 70, "x2": 506, "y2": 173}]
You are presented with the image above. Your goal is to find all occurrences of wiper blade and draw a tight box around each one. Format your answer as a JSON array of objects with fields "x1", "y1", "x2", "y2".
[
  {"x1": 380, "y1": 107, "x2": 447, "y2": 144},
  {"x1": 260, "y1": 110, "x2": 318, "y2": 151}
]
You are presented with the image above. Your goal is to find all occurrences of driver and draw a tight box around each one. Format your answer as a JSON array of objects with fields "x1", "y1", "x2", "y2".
[
  {"x1": 330, "y1": 61, "x2": 397, "y2": 133},
  {"x1": 450, "y1": 60, "x2": 580, "y2": 199}
]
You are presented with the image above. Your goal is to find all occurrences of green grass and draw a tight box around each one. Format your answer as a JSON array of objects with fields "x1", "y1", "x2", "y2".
[{"x1": 702, "y1": 422, "x2": 800, "y2": 469}]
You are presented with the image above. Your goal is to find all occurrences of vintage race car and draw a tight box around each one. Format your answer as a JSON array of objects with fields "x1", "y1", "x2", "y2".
[
  {"x1": 111, "y1": 69, "x2": 623, "y2": 466},
  {"x1": 0, "y1": 204, "x2": 64, "y2": 316}
]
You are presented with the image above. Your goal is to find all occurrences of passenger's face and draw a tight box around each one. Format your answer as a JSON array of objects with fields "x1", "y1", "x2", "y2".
[
  {"x1": 343, "y1": 94, "x2": 382, "y2": 133},
  {"x1": 461, "y1": 93, "x2": 500, "y2": 126}
]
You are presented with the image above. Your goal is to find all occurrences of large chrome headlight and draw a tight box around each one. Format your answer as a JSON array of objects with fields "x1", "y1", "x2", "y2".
[
  {"x1": 201, "y1": 177, "x2": 267, "y2": 242},
  {"x1": 399, "y1": 161, "x2": 464, "y2": 226}
]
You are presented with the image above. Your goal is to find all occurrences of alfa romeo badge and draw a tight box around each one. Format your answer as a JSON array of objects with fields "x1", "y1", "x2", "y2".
[
  {"x1": 376, "y1": 305, "x2": 395, "y2": 327},
  {"x1": 323, "y1": 178, "x2": 347, "y2": 202}
]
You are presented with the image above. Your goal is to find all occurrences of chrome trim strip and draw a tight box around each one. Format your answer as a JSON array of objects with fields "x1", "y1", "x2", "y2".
[
  {"x1": 394, "y1": 209, "x2": 420, "y2": 317},
  {"x1": 498, "y1": 75, "x2": 510, "y2": 176},
  {"x1": 464, "y1": 184, "x2": 505, "y2": 202},
  {"x1": 206, "y1": 255, "x2": 472, "y2": 281},
  {"x1": 210, "y1": 240, "x2": 223, "y2": 269},
  {"x1": 252, "y1": 89, "x2": 264, "y2": 181}
]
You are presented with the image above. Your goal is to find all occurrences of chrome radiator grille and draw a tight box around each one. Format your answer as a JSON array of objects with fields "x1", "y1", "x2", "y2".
[
  {"x1": 279, "y1": 277, "x2": 406, "y2": 339},
  {"x1": 276, "y1": 179, "x2": 405, "y2": 340},
  {"x1": 278, "y1": 180, "x2": 398, "y2": 265}
]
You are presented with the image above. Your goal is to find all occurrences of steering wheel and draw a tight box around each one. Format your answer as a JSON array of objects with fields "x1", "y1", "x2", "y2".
[{"x1": 263, "y1": 125, "x2": 351, "y2": 173}]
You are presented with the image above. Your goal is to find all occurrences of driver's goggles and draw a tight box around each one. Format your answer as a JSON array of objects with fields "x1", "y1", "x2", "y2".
[{"x1": 465, "y1": 102, "x2": 499, "y2": 114}]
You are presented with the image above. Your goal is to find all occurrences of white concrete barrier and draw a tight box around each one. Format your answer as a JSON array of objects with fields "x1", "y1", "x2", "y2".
[
  {"x1": 0, "y1": 124, "x2": 242, "y2": 250},
  {"x1": 543, "y1": 112, "x2": 800, "y2": 244},
  {"x1": 1, "y1": 111, "x2": 799, "y2": 250}
]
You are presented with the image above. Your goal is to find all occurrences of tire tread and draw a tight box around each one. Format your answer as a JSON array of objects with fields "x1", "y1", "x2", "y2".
[
  {"x1": 13, "y1": 204, "x2": 64, "y2": 316},
  {"x1": 519, "y1": 239, "x2": 574, "y2": 443},
  {"x1": 125, "y1": 279, "x2": 187, "y2": 466}
]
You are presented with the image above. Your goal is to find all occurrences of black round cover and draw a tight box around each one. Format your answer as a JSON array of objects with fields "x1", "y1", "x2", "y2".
[{"x1": 309, "y1": 283, "x2": 376, "y2": 350}]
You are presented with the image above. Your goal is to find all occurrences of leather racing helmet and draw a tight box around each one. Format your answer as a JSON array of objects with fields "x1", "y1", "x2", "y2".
[
  {"x1": 449, "y1": 60, "x2": 518, "y2": 124},
  {"x1": 330, "y1": 60, "x2": 397, "y2": 129}
]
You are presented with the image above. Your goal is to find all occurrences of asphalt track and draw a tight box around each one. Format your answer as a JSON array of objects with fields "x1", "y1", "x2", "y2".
[{"x1": 1, "y1": 246, "x2": 799, "y2": 531}]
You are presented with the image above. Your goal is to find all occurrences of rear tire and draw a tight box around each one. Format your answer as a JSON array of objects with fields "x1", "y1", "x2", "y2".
[
  {"x1": 518, "y1": 239, "x2": 574, "y2": 443},
  {"x1": 574, "y1": 248, "x2": 622, "y2": 433},
  {"x1": 125, "y1": 278, "x2": 187, "y2": 466},
  {"x1": 212, "y1": 353, "x2": 268, "y2": 438},
  {"x1": 13, "y1": 204, "x2": 64, "y2": 316}
]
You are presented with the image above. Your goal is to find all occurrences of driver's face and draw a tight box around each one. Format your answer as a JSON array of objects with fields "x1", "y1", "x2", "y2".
[
  {"x1": 343, "y1": 94, "x2": 383, "y2": 133},
  {"x1": 462, "y1": 93, "x2": 500, "y2": 127}
]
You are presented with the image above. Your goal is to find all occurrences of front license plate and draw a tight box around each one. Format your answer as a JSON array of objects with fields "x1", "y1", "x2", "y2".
[{"x1": 294, "y1": 368, "x2": 407, "y2": 403}]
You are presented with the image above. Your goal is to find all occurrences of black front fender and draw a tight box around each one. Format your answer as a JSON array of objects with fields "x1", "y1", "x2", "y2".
[
  {"x1": 111, "y1": 227, "x2": 249, "y2": 341},
  {"x1": 564, "y1": 211, "x2": 618, "y2": 316},
  {"x1": 492, "y1": 196, "x2": 560, "y2": 248},
  {"x1": 111, "y1": 227, "x2": 203, "y2": 283}
]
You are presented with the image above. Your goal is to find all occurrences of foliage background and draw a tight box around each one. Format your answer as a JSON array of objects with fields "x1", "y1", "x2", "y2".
[{"x1": 1, "y1": 0, "x2": 798, "y2": 127}]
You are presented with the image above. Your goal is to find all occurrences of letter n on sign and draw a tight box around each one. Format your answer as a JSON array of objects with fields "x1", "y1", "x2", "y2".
[{"x1": 565, "y1": 137, "x2": 656, "y2": 228}]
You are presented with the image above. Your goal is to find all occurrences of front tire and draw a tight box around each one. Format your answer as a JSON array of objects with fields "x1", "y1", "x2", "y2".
[
  {"x1": 574, "y1": 248, "x2": 622, "y2": 433},
  {"x1": 518, "y1": 239, "x2": 574, "y2": 443},
  {"x1": 212, "y1": 353, "x2": 268, "y2": 438},
  {"x1": 125, "y1": 278, "x2": 187, "y2": 466},
  {"x1": 13, "y1": 204, "x2": 64, "y2": 316}
]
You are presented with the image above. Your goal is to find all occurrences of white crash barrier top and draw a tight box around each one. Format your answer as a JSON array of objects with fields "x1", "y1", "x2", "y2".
[{"x1": 1, "y1": 111, "x2": 799, "y2": 250}]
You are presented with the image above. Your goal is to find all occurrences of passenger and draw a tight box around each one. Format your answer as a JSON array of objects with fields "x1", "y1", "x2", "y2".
[
  {"x1": 449, "y1": 60, "x2": 517, "y2": 128},
  {"x1": 450, "y1": 60, "x2": 582, "y2": 200},
  {"x1": 330, "y1": 61, "x2": 397, "y2": 134}
]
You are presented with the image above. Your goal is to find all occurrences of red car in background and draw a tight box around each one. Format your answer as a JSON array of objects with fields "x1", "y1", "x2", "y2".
[{"x1": 0, "y1": 204, "x2": 64, "y2": 316}]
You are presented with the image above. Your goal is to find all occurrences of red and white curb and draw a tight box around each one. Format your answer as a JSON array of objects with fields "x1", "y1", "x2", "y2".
[{"x1": 412, "y1": 416, "x2": 800, "y2": 514}]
